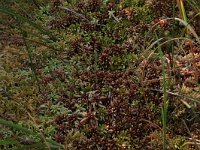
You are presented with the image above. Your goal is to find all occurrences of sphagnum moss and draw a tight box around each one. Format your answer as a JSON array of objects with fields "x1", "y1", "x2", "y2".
[{"x1": 0, "y1": 0, "x2": 199, "y2": 149}]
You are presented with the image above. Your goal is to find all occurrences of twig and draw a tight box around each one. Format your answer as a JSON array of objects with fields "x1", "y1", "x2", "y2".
[
  {"x1": 150, "y1": 88, "x2": 200, "y2": 103},
  {"x1": 140, "y1": 119, "x2": 162, "y2": 131},
  {"x1": 182, "y1": 119, "x2": 200, "y2": 150},
  {"x1": 58, "y1": 6, "x2": 91, "y2": 24},
  {"x1": 108, "y1": 11, "x2": 121, "y2": 22}
]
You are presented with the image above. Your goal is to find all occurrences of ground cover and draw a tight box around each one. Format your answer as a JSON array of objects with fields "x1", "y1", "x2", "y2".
[{"x1": 0, "y1": 0, "x2": 200, "y2": 149}]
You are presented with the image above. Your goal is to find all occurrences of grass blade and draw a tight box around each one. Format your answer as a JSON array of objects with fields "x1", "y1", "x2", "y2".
[
  {"x1": 0, "y1": 6, "x2": 55, "y2": 40},
  {"x1": 155, "y1": 33, "x2": 168, "y2": 150},
  {"x1": 0, "y1": 139, "x2": 19, "y2": 145},
  {"x1": 0, "y1": 118, "x2": 33, "y2": 134},
  {"x1": 0, "y1": 118, "x2": 63, "y2": 149}
]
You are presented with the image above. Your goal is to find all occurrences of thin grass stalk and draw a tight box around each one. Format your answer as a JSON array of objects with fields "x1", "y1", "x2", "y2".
[
  {"x1": 150, "y1": 88, "x2": 200, "y2": 104},
  {"x1": 20, "y1": 29, "x2": 44, "y2": 99},
  {"x1": 151, "y1": 17, "x2": 200, "y2": 44},
  {"x1": 139, "y1": 37, "x2": 191, "y2": 82},
  {"x1": 155, "y1": 33, "x2": 168, "y2": 150},
  {"x1": 0, "y1": 35, "x2": 58, "y2": 51},
  {"x1": 0, "y1": 19, "x2": 57, "y2": 46},
  {"x1": 169, "y1": 0, "x2": 176, "y2": 89},
  {"x1": 177, "y1": 0, "x2": 188, "y2": 34},
  {"x1": 160, "y1": 48, "x2": 168, "y2": 150},
  {"x1": 178, "y1": 0, "x2": 187, "y2": 22},
  {"x1": 0, "y1": 118, "x2": 63, "y2": 149},
  {"x1": 0, "y1": 118, "x2": 33, "y2": 134},
  {"x1": 186, "y1": 0, "x2": 200, "y2": 12},
  {"x1": 0, "y1": 7, "x2": 56, "y2": 41}
]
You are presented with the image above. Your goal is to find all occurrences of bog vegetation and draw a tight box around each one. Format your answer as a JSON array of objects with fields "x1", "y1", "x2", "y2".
[{"x1": 0, "y1": 0, "x2": 200, "y2": 149}]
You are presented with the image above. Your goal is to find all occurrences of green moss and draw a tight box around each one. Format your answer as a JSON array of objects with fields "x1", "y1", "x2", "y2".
[{"x1": 121, "y1": 0, "x2": 154, "y2": 22}]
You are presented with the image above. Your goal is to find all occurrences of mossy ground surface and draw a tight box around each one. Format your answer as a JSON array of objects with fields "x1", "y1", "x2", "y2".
[{"x1": 0, "y1": 0, "x2": 200, "y2": 149}]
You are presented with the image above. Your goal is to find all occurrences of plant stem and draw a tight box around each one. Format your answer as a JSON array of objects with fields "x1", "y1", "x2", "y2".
[
  {"x1": 177, "y1": 0, "x2": 188, "y2": 34},
  {"x1": 19, "y1": 28, "x2": 44, "y2": 99},
  {"x1": 155, "y1": 33, "x2": 168, "y2": 150}
]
